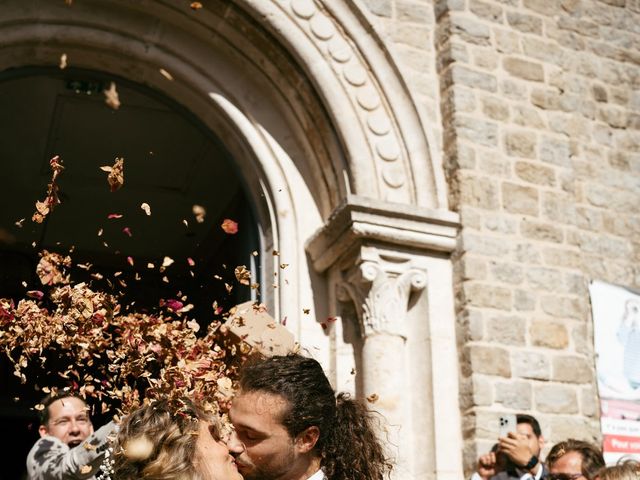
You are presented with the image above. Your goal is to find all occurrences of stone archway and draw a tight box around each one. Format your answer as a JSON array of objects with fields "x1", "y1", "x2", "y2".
[
  {"x1": 0, "y1": 1, "x2": 462, "y2": 478},
  {"x1": 0, "y1": 65, "x2": 262, "y2": 478}
]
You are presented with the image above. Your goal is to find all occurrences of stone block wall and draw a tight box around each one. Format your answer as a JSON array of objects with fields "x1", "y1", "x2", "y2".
[{"x1": 358, "y1": 0, "x2": 640, "y2": 475}]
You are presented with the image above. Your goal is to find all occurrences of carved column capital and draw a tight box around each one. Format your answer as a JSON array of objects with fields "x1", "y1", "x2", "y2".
[
  {"x1": 307, "y1": 196, "x2": 457, "y2": 339},
  {"x1": 337, "y1": 250, "x2": 427, "y2": 339}
]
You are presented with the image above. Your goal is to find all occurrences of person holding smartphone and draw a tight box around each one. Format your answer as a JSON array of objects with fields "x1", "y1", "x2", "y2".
[{"x1": 472, "y1": 413, "x2": 548, "y2": 480}]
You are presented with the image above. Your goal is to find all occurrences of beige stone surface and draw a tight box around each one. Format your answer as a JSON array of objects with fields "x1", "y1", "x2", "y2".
[
  {"x1": 223, "y1": 301, "x2": 295, "y2": 357},
  {"x1": 502, "y1": 182, "x2": 540, "y2": 215},
  {"x1": 512, "y1": 350, "x2": 551, "y2": 380},
  {"x1": 535, "y1": 384, "x2": 579, "y2": 413},
  {"x1": 467, "y1": 344, "x2": 512, "y2": 377},
  {"x1": 495, "y1": 380, "x2": 533, "y2": 410},
  {"x1": 530, "y1": 321, "x2": 569, "y2": 349},
  {"x1": 551, "y1": 355, "x2": 594, "y2": 383}
]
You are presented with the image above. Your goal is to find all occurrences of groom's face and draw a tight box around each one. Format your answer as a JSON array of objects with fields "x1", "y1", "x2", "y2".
[{"x1": 228, "y1": 390, "x2": 301, "y2": 480}]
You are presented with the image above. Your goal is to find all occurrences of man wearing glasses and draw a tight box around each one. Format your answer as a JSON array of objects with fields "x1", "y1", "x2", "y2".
[
  {"x1": 546, "y1": 439, "x2": 605, "y2": 480},
  {"x1": 26, "y1": 392, "x2": 115, "y2": 480}
]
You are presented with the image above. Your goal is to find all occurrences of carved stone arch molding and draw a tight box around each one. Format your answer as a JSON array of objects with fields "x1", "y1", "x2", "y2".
[
  {"x1": 240, "y1": 0, "x2": 449, "y2": 209},
  {"x1": 1, "y1": 1, "x2": 462, "y2": 478}
]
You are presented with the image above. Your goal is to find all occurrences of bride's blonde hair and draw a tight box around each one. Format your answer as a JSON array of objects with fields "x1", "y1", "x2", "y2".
[
  {"x1": 598, "y1": 459, "x2": 640, "y2": 480},
  {"x1": 112, "y1": 397, "x2": 220, "y2": 480}
]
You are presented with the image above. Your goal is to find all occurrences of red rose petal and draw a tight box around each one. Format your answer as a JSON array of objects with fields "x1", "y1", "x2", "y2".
[{"x1": 221, "y1": 219, "x2": 238, "y2": 234}]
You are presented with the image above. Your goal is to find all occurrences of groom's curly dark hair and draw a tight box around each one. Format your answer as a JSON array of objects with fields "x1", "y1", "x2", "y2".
[{"x1": 238, "y1": 353, "x2": 393, "y2": 480}]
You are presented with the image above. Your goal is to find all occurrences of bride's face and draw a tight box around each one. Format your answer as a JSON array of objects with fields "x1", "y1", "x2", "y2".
[{"x1": 195, "y1": 420, "x2": 243, "y2": 480}]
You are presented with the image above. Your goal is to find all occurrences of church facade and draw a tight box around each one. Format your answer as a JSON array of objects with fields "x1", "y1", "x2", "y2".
[{"x1": 2, "y1": 0, "x2": 639, "y2": 478}]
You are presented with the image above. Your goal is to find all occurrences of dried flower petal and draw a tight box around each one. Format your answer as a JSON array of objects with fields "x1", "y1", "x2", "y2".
[
  {"x1": 36, "y1": 251, "x2": 71, "y2": 285},
  {"x1": 212, "y1": 302, "x2": 223, "y2": 315},
  {"x1": 124, "y1": 436, "x2": 154, "y2": 461},
  {"x1": 192, "y1": 205, "x2": 206, "y2": 223},
  {"x1": 234, "y1": 265, "x2": 251, "y2": 286},
  {"x1": 104, "y1": 82, "x2": 120, "y2": 110},
  {"x1": 0, "y1": 253, "x2": 246, "y2": 421},
  {"x1": 162, "y1": 257, "x2": 174, "y2": 268},
  {"x1": 59, "y1": 53, "x2": 67, "y2": 69},
  {"x1": 141, "y1": 203, "x2": 151, "y2": 216},
  {"x1": 179, "y1": 304, "x2": 194, "y2": 313},
  {"x1": 164, "y1": 299, "x2": 183, "y2": 312},
  {"x1": 221, "y1": 219, "x2": 238, "y2": 234},
  {"x1": 32, "y1": 156, "x2": 64, "y2": 223},
  {"x1": 187, "y1": 320, "x2": 200, "y2": 332},
  {"x1": 159, "y1": 68, "x2": 173, "y2": 81},
  {"x1": 104, "y1": 157, "x2": 124, "y2": 192},
  {"x1": 190, "y1": 1, "x2": 203, "y2": 9}
]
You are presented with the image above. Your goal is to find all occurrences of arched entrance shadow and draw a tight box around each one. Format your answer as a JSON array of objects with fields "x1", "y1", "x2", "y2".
[{"x1": 0, "y1": 67, "x2": 259, "y2": 477}]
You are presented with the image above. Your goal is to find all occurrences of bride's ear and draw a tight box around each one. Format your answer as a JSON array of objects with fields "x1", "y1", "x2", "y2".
[{"x1": 295, "y1": 426, "x2": 320, "y2": 454}]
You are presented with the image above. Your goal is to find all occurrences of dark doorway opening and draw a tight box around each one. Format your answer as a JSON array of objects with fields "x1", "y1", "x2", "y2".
[{"x1": 0, "y1": 67, "x2": 259, "y2": 479}]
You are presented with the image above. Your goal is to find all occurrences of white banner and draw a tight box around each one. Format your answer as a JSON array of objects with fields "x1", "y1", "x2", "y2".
[
  {"x1": 589, "y1": 280, "x2": 640, "y2": 400},
  {"x1": 601, "y1": 417, "x2": 640, "y2": 436},
  {"x1": 590, "y1": 280, "x2": 640, "y2": 463}
]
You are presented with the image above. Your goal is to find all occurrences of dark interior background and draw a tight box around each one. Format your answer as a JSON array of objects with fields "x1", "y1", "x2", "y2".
[{"x1": 0, "y1": 67, "x2": 258, "y2": 479}]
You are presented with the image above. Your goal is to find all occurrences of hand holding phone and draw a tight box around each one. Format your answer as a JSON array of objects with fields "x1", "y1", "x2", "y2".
[{"x1": 498, "y1": 414, "x2": 517, "y2": 438}]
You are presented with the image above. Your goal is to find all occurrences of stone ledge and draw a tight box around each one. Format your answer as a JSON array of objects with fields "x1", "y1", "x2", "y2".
[{"x1": 306, "y1": 194, "x2": 460, "y2": 272}]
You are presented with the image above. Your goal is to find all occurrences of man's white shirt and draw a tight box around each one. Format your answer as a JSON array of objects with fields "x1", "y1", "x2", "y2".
[{"x1": 307, "y1": 469, "x2": 327, "y2": 480}]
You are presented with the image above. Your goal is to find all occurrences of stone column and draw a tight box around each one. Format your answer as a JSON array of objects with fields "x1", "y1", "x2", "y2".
[
  {"x1": 306, "y1": 195, "x2": 463, "y2": 480},
  {"x1": 338, "y1": 254, "x2": 426, "y2": 405},
  {"x1": 336, "y1": 251, "x2": 427, "y2": 474}
]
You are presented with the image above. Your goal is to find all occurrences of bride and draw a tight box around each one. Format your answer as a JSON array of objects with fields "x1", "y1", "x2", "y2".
[{"x1": 109, "y1": 397, "x2": 242, "y2": 480}]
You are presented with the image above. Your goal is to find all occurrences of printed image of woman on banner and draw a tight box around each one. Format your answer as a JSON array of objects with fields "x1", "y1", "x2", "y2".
[{"x1": 589, "y1": 280, "x2": 640, "y2": 464}]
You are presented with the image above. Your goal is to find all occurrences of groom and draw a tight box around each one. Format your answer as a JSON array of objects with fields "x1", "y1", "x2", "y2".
[{"x1": 227, "y1": 353, "x2": 392, "y2": 480}]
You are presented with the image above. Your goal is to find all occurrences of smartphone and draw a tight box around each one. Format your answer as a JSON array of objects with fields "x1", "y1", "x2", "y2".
[{"x1": 499, "y1": 414, "x2": 517, "y2": 438}]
